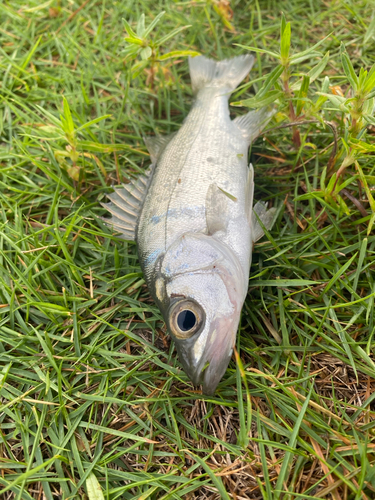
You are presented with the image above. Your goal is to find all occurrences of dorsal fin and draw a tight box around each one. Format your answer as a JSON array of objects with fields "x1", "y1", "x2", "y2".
[
  {"x1": 233, "y1": 108, "x2": 273, "y2": 143},
  {"x1": 101, "y1": 166, "x2": 153, "y2": 241},
  {"x1": 144, "y1": 134, "x2": 175, "y2": 163}
]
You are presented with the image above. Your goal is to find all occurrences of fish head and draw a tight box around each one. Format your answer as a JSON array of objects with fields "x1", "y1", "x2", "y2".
[{"x1": 156, "y1": 233, "x2": 247, "y2": 395}]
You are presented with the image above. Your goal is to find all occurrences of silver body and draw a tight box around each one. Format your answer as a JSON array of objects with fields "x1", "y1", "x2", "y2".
[
  {"x1": 138, "y1": 87, "x2": 251, "y2": 296},
  {"x1": 104, "y1": 55, "x2": 275, "y2": 394}
]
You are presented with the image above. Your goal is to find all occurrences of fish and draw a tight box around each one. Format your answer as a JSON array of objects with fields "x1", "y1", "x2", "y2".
[{"x1": 102, "y1": 55, "x2": 276, "y2": 395}]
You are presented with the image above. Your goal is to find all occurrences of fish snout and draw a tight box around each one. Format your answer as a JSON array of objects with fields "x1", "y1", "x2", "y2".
[{"x1": 177, "y1": 314, "x2": 239, "y2": 395}]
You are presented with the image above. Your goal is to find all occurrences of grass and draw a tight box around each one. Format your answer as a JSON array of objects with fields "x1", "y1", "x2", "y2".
[{"x1": 0, "y1": 0, "x2": 375, "y2": 499}]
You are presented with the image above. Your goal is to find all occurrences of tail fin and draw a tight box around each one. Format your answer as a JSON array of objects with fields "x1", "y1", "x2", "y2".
[{"x1": 189, "y1": 55, "x2": 254, "y2": 94}]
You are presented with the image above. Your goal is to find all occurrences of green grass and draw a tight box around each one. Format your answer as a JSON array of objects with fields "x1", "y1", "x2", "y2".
[{"x1": 1, "y1": 0, "x2": 375, "y2": 499}]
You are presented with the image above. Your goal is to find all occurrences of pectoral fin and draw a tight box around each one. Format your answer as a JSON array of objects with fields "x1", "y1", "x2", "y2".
[{"x1": 205, "y1": 183, "x2": 237, "y2": 235}]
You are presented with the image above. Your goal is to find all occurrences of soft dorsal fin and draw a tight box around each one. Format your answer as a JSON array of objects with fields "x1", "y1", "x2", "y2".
[
  {"x1": 233, "y1": 108, "x2": 273, "y2": 143},
  {"x1": 101, "y1": 165, "x2": 153, "y2": 240},
  {"x1": 144, "y1": 133, "x2": 175, "y2": 164}
]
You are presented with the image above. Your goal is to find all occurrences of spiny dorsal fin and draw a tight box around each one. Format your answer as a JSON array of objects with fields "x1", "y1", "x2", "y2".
[
  {"x1": 101, "y1": 165, "x2": 153, "y2": 241},
  {"x1": 233, "y1": 108, "x2": 274, "y2": 143},
  {"x1": 144, "y1": 133, "x2": 175, "y2": 164}
]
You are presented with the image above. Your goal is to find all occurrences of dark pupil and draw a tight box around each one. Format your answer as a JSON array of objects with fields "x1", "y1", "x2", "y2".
[{"x1": 177, "y1": 310, "x2": 196, "y2": 332}]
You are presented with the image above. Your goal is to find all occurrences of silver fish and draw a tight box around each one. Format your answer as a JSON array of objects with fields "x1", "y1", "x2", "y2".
[{"x1": 103, "y1": 55, "x2": 276, "y2": 394}]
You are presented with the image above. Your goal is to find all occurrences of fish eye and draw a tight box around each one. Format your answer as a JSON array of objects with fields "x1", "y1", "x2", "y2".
[
  {"x1": 169, "y1": 299, "x2": 204, "y2": 339},
  {"x1": 177, "y1": 309, "x2": 197, "y2": 332},
  {"x1": 177, "y1": 310, "x2": 196, "y2": 331}
]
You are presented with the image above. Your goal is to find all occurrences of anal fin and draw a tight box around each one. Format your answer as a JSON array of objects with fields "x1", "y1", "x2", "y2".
[{"x1": 233, "y1": 107, "x2": 274, "y2": 143}]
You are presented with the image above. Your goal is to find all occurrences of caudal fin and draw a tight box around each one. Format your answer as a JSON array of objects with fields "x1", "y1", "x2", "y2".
[{"x1": 189, "y1": 55, "x2": 254, "y2": 94}]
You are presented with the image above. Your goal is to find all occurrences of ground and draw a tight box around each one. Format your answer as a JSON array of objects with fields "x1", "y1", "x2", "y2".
[{"x1": 0, "y1": 0, "x2": 375, "y2": 499}]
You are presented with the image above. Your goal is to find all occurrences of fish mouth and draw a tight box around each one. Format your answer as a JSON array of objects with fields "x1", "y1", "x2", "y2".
[
  {"x1": 182, "y1": 345, "x2": 234, "y2": 396},
  {"x1": 200, "y1": 351, "x2": 234, "y2": 396},
  {"x1": 176, "y1": 315, "x2": 238, "y2": 395}
]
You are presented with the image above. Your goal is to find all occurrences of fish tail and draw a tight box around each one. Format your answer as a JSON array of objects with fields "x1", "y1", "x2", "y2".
[{"x1": 188, "y1": 55, "x2": 254, "y2": 94}]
